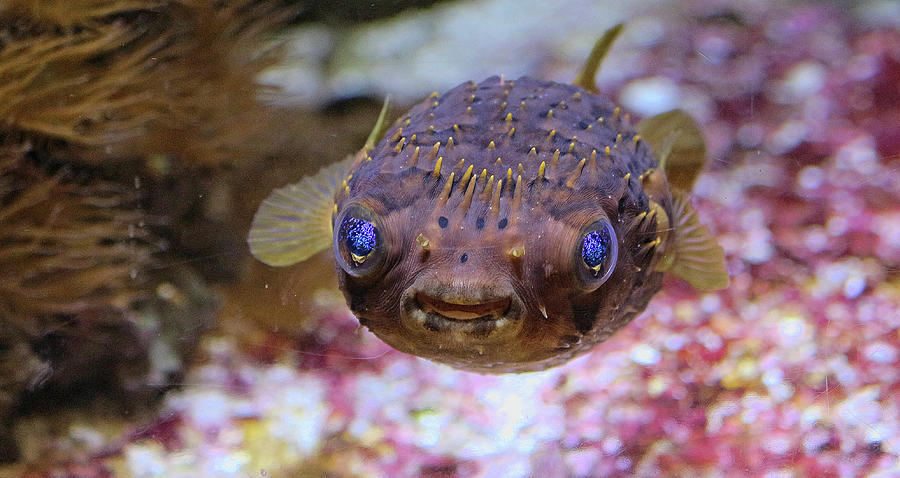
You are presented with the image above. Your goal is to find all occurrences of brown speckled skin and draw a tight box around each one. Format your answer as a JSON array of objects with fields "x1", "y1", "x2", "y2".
[{"x1": 333, "y1": 76, "x2": 672, "y2": 373}]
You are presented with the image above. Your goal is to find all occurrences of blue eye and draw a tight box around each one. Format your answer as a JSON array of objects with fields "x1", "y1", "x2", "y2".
[
  {"x1": 581, "y1": 228, "x2": 610, "y2": 272},
  {"x1": 574, "y1": 219, "x2": 617, "y2": 290},
  {"x1": 334, "y1": 204, "x2": 388, "y2": 277},
  {"x1": 340, "y1": 216, "x2": 377, "y2": 264}
]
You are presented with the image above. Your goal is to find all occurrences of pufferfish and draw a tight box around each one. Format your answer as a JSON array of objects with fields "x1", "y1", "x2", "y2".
[{"x1": 248, "y1": 25, "x2": 728, "y2": 373}]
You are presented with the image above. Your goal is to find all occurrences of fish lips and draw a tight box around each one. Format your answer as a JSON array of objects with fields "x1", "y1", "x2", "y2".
[{"x1": 400, "y1": 281, "x2": 525, "y2": 343}]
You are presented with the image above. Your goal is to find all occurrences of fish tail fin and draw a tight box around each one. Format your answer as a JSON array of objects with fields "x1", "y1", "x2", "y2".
[
  {"x1": 635, "y1": 109, "x2": 707, "y2": 191},
  {"x1": 573, "y1": 23, "x2": 624, "y2": 93},
  {"x1": 247, "y1": 155, "x2": 356, "y2": 267},
  {"x1": 665, "y1": 189, "x2": 729, "y2": 290}
]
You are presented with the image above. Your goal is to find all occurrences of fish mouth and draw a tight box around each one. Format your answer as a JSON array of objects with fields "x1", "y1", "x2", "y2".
[
  {"x1": 401, "y1": 286, "x2": 523, "y2": 341},
  {"x1": 415, "y1": 293, "x2": 511, "y2": 321}
]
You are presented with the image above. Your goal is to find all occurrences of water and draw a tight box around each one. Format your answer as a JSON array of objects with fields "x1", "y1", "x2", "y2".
[{"x1": 1, "y1": 0, "x2": 899, "y2": 476}]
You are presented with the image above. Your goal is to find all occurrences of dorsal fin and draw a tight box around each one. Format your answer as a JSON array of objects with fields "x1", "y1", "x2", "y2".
[
  {"x1": 573, "y1": 23, "x2": 625, "y2": 93},
  {"x1": 248, "y1": 155, "x2": 355, "y2": 266},
  {"x1": 365, "y1": 96, "x2": 391, "y2": 152},
  {"x1": 666, "y1": 190, "x2": 729, "y2": 290},
  {"x1": 635, "y1": 109, "x2": 707, "y2": 191}
]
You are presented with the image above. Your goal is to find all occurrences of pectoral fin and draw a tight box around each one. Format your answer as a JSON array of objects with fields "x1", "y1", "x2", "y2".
[
  {"x1": 248, "y1": 97, "x2": 391, "y2": 267},
  {"x1": 636, "y1": 109, "x2": 707, "y2": 191},
  {"x1": 247, "y1": 155, "x2": 356, "y2": 267},
  {"x1": 648, "y1": 200, "x2": 674, "y2": 271},
  {"x1": 667, "y1": 189, "x2": 729, "y2": 291}
]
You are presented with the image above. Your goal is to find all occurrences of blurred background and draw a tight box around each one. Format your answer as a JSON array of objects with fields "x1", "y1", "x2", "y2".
[{"x1": 0, "y1": 0, "x2": 899, "y2": 476}]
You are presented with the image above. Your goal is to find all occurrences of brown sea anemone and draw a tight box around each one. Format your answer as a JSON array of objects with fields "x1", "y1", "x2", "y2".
[
  {"x1": 0, "y1": 0, "x2": 287, "y2": 168},
  {"x1": 0, "y1": 158, "x2": 151, "y2": 318}
]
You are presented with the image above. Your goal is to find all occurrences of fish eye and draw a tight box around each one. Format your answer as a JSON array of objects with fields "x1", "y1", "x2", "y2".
[
  {"x1": 574, "y1": 219, "x2": 618, "y2": 290},
  {"x1": 341, "y1": 217, "x2": 377, "y2": 262},
  {"x1": 334, "y1": 204, "x2": 386, "y2": 277}
]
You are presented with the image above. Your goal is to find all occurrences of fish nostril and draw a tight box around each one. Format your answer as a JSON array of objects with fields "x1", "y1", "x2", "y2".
[{"x1": 460, "y1": 253, "x2": 468, "y2": 263}]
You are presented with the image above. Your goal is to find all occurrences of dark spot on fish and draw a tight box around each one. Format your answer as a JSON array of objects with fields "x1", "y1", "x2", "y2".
[
  {"x1": 438, "y1": 216, "x2": 449, "y2": 228},
  {"x1": 460, "y1": 253, "x2": 468, "y2": 263},
  {"x1": 498, "y1": 217, "x2": 508, "y2": 230},
  {"x1": 618, "y1": 196, "x2": 627, "y2": 215},
  {"x1": 578, "y1": 120, "x2": 590, "y2": 129},
  {"x1": 540, "y1": 110, "x2": 550, "y2": 118},
  {"x1": 476, "y1": 217, "x2": 485, "y2": 229},
  {"x1": 472, "y1": 96, "x2": 482, "y2": 103}
]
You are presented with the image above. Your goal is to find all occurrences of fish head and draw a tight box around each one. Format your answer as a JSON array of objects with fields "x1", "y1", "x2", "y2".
[{"x1": 331, "y1": 164, "x2": 654, "y2": 373}]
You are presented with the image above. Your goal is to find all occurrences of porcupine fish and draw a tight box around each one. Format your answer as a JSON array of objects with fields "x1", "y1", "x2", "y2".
[{"x1": 248, "y1": 25, "x2": 728, "y2": 373}]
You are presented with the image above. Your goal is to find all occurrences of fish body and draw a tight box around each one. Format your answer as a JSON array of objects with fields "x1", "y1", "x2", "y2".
[{"x1": 249, "y1": 26, "x2": 728, "y2": 372}]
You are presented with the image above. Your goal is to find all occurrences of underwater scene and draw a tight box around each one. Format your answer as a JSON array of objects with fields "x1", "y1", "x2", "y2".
[{"x1": 1, "y1": 0, "x2": 899, "y2": 476}]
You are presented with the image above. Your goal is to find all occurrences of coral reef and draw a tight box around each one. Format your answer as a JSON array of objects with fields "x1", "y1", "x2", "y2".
[{"x1": 0, "y1": 158, "x2": 150, "y2": 321}]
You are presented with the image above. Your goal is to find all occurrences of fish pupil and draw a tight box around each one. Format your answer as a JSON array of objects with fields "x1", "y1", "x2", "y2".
[
  {"x1": 581, "y1": 229, "x2": 610, "y2": 271},
  {"x1": 340, "y1": 216, "x2": 377, "y2": 259}
]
